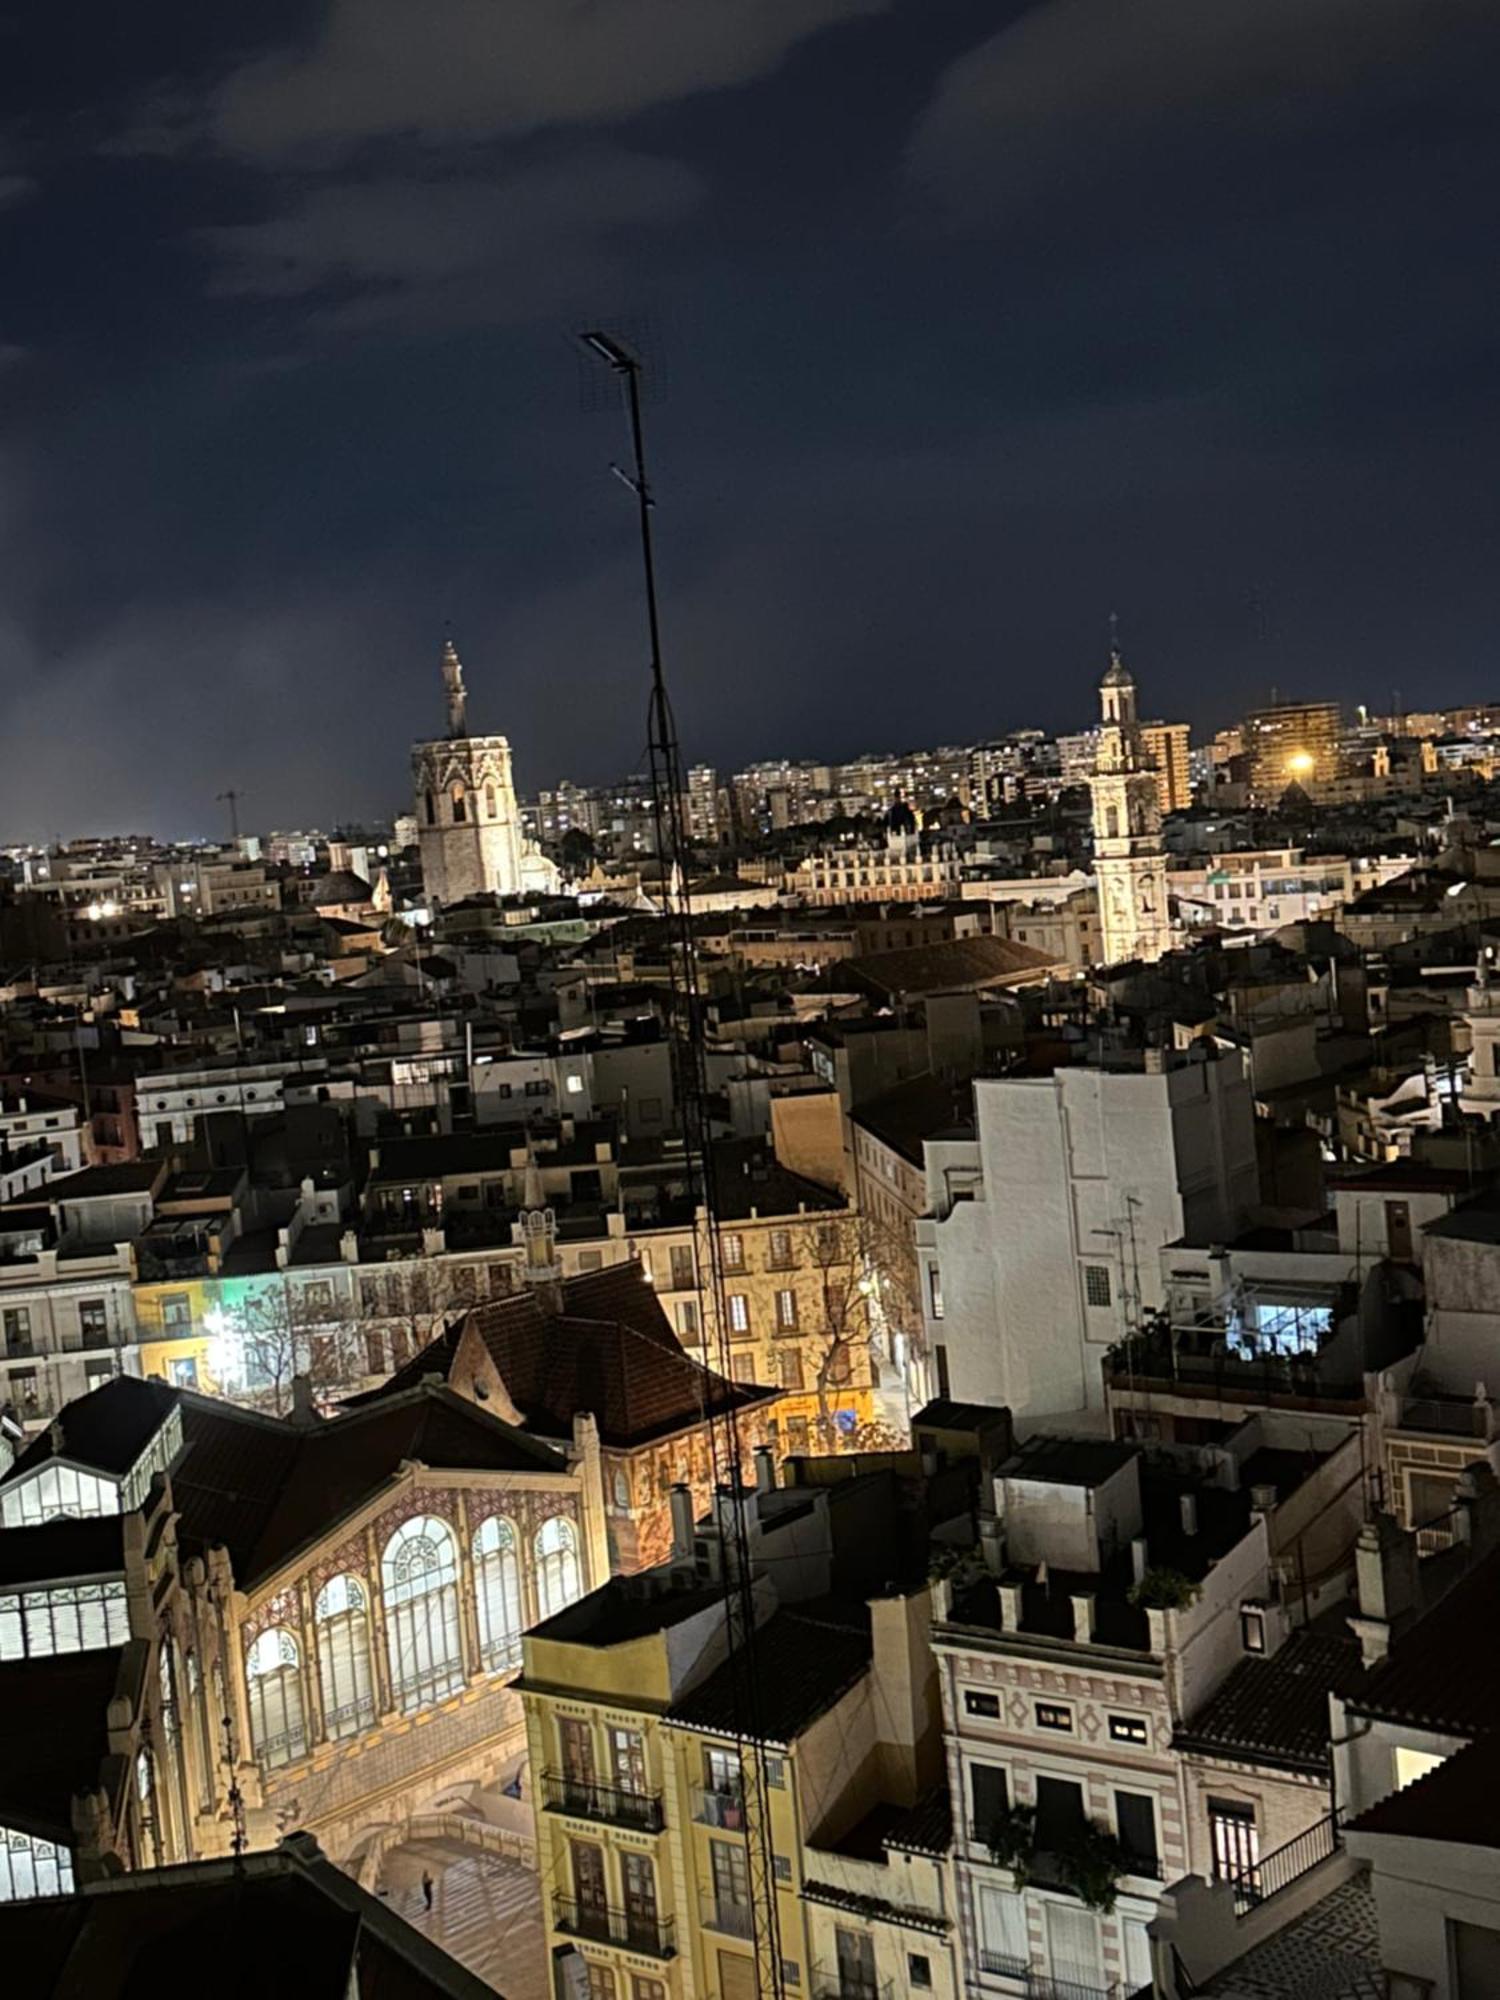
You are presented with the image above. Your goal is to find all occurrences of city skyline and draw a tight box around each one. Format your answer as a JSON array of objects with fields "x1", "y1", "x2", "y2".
[
  {"x1": 1, "y1": 643, "x2": 1487, "y2": 850},
  {"x1": 4, "y1": 3, "x2": 1500, "y2": 833}
]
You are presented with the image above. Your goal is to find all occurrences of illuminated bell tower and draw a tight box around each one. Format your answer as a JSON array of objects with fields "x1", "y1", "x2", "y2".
[
  {"x1": 411, "y1": 636, "x2": 525, "y2": 906},
  {"x1": 1090, "y1": 645, "x2": 1173, "y2": 965}
]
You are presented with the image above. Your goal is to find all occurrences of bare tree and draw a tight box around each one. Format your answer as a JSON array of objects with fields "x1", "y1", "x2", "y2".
[
  {"x1": 805, "y1": 1208, "x2": 920, "y2": 1449},
  {"x1": 209, "y1": 1279, "x2": 364, "y2": 1417}
]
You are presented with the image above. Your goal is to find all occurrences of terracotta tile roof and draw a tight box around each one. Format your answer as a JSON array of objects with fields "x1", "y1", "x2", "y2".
[
  {"x1": 883, "y1": 1784, "x2": 953, "y2": 1856},
  {"x1": 1175, "y1": 1628, "x2": 1363, "y2": 1771},
  {"x1": 464, "y1": 1266, "x2": 776, "y2": 1450},
  {"x1": 843, "y1": 935, "x2": 1059, "y2": 999},
  {"x1": 665, "y1": 1603, "x2": 872, "y2": 1745}
]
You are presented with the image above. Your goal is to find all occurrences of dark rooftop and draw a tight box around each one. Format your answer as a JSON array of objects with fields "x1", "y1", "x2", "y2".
[
  {"x1": 1175, "y1": 1624, "x2": 1363, "y2": 1772},
  {"x1": 0, "y1": 1833, "x2": 501, "y2": 1998},
  {"x1": 2, "y1": 1374, "x2": 569, "y2": 1589},
  {"x1": 709, "y1": 1137, "x2": 846, "y2": 1222},
  {"x1": 4, "y1": 1375, "x2": 179, "y2": 1480},
  {"x1": 1000, "y1": 1435, "x2": 1139, "y2": 1489},
  {"x1": 0, "y1": 1514, "x2": 126, "y2": 1588},
  {"x1": 526, "y1": 1576, "x2": 728, "y2": 1650},
  {"x1": 42, "y1": 1161, "x2": 164, "y2": 1200},
  {"x1": 0, "y1": 1646, "x2": 129, "y2": 1841},
  {"x1": 883, "y1": 1784, "x2": 953, "y2": 1856},
  {"x1": 850, "y1": 1073, "x2": 976, "y2": 1166},
  {"x1": 1347, "y1": 1542, "x2": 1500, "y2": 1736},
  {"x1": 843, "y1": 935, "x2": 1059, "y2": 998},
  {"x1": 665, "y1": 1602, "x2": 873, "y2": 1746},
  {"x1": 1349, "y1": 1731, "x2": 1500, "y2": 1848}
]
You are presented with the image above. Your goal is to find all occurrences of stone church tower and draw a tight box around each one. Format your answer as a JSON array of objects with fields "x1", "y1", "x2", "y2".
[
  {"x1": 1090, "y1": 647, "x2": 1173, "y2": 965},
  {"x1": 411, "y1": 637, "x2": 526, "y2": 906}
]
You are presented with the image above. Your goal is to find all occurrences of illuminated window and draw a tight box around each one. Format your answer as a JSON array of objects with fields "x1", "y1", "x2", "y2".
[
  {"x1": 1035, "y1": 1702, "x2": 1073, "y2": 1733},
  {"x1": 1208, "y1": 1798, "x2": 1257, "y2": 1884},
  {"x1": 245, "y1": 1627, "x2": 307, "y2": 1769},
  {"x1": 381, "y1": 1516, "x2": 462, "y2": 1712},
  {"x1": 472, "y1": 1518, "x2": 522, "y2": 1674},
  {"x1": 315, "y1": 1574, "x2": 374, "y2": 1738},
  {"x1": 728, "y1": 1293, "x2": 750, "y2": 1334},
  {"x1": 451, "y1": 782, "x2": 467, "y2": 824},
  {"x1": 536, "y1": 1516, "x2": 581, "y2": 1620}
]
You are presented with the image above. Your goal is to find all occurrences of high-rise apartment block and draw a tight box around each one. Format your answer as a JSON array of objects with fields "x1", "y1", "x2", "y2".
[
  {"x1": 1139, "y1": 718, "x2": 1193, "y2": 814},
  {"x1": 1242, "y1": 698, "x2": 1342, "y2": 800}
]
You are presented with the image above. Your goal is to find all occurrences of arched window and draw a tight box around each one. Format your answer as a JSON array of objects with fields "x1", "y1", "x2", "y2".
[
  {"x1": 315, "y1": 1574, "x2": 374, "y2": 1738},
  {"x1": 381, "y1": 1516, "x2": 463, "y2": 1712},
  {"x1": 472, "y1": 1517, "x2": 522, "y2": 1674},
  {"x1": 425, "y1": 789, "x2": 436, "y2": 825},
  {"x1": 245, "y1": 1627, "x2": 307, "y2": 1769},
  {"x1": 535, "y1": 1516, "x2": 581, "y2": 1621},
  {"x1": 451, "y1": 782, "x2": 467, "y2": 824},
  {"x1": 186, "y1": 1649, "x2": 214, "y2": 1814},
  {"x1": 485, "y1": 783, "x2": 497, "y2": 819},
  {"x1": 135, "y1": 1748, "x2": 158, "y2": 1866},
  {"x1": 158, "y1": 1636, "x2": 190, "y2": 1849}
]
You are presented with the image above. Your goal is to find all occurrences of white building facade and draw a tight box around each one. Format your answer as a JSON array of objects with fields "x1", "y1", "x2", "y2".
[{"x1": 916, "y1": 1049, "x2": 1259, "y2": 1424}]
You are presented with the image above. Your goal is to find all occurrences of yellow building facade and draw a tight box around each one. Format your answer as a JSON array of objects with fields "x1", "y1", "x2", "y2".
[
  {"x1": 521, "y1": 1517, "x2": 953, "y2": 2000},
  {"x1": 633, "y1": 1173, "x2": 887, "y2": 1459}
]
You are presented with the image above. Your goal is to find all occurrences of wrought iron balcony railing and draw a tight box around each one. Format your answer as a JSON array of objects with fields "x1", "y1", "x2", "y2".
[
  {"x1": 554, "y1": 1894, "x2": 675, "y2": 1958},
  {"x1": 542, "y1": 1771, "x2": 665, "y2": 1834}
]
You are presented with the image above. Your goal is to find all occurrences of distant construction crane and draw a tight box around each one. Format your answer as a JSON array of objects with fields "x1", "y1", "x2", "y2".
[{"x1": 217, "y1": 789, "x2": 245, "y2": 841}]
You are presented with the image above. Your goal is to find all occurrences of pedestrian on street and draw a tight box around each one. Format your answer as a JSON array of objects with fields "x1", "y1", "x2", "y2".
[{"x1": 422, "y1": 1869, "x2": 434, "y2": 1912}]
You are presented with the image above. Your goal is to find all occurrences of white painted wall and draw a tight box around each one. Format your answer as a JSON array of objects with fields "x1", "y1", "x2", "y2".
[{"x1": 923, "y1": 1052, "x2": 1257, "y2": 1424}]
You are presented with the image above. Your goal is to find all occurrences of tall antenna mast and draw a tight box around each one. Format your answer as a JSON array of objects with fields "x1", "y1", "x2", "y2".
[{"x1": 579, "y1": 329, "x2": 785, "y2": 2000}]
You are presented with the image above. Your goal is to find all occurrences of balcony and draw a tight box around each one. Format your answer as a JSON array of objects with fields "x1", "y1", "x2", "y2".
[
  {"x1": 1396, "y1": 1392, "x2": 1497, "y2": 1441},
  {"x1": 553, "y1": 1895, "x2": 675, "y2": 1959},
  {"x1": 811, "y1": 1969, "x2": 891, "y2": 2000},
  {"x1": 1226, "y1": 1809, "x2": 1341, "y2": 1918},
  {"x1": 977, "y1": 1950, "x2": 1029, "y2": 1981},
  {"x1": 1025, "y1": 1980, "x2": 1125, "y2": 2000},
  {"x1": 541, "y1": 1771, "x2": 665, "y2": 1834},
  {"x1": 692, "y1": 1784, "x2": 747, "y2": 1831}
]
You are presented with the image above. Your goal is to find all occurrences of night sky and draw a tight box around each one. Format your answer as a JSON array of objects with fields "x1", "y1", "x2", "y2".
[{"x1": 3, "y1": 1, "x2": 1499, "y2": 839}]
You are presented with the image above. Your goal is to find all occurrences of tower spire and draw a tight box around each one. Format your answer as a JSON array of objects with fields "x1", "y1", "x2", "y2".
[{"x1": 441, "y1": 630, "x2": 469, "y2": 738}]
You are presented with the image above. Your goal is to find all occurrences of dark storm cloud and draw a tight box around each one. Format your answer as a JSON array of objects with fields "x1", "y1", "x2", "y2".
[
  {"x1": 2, "y1": 0, "x2": 1500, "y2": 839},
  {"x1": 195, "y1": 148, "x2": 704, "y2": 335},
  {"x1": 199, "y1": 0, "x2": 892, "y2": 155},
  {"x1": 907, "y1": 0, "x2": 1496, "y2": 208}
]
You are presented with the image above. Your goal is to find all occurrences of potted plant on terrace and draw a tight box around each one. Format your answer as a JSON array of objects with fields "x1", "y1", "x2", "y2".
[
  {"x1": 1055, "y1": 1819, "x2": 1131, "y2": 1913},
  {"x1": 982, "y1": 1802, "x2": 1036, "y2": 1891}
]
